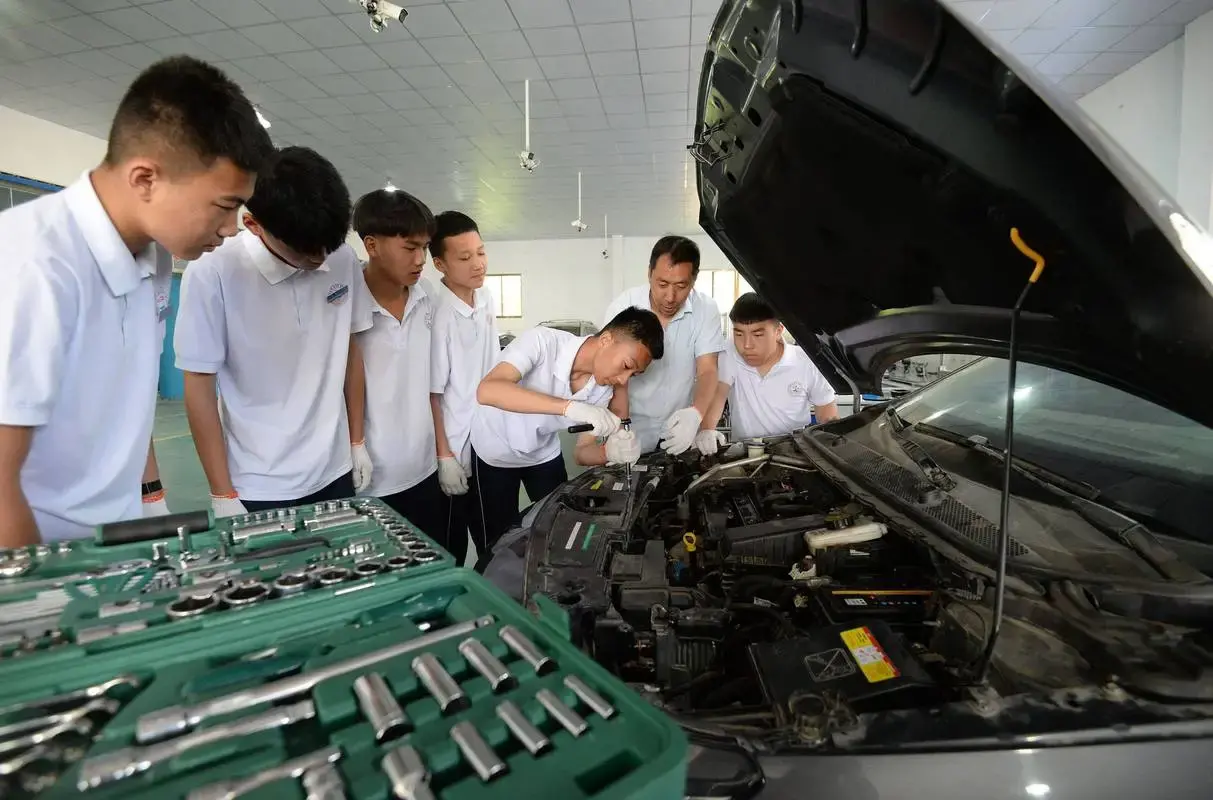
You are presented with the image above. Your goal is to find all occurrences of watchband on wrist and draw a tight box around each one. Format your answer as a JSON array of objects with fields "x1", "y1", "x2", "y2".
[
  {"x1": 142, "y1": 489, "x2": 166, "y2": 504},
  {"x1": 141, "y1": 479, "x2": 163, "y2": 497}
]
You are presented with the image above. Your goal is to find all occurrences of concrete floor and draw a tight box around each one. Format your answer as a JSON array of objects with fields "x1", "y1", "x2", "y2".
[{"x1": 153, "y1": 400, "x2": 586, "y2": 561}]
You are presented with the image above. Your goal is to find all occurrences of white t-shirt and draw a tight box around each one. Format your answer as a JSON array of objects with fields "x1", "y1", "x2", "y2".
[
  {"x1": 430, "y1": 282, "x2": 499, "y2": 470},
  {"x1": 602, "y1": 286, "x2": 726, "y2": 451},
  {"x1": 470, "y1": 327, "x2": 613, "y2": 469},
  {"x1": 719, "y1": 342, "x2": 836, "y2": 440},
  {"x1": 174, "y1": 231, "x2": 373, "y2": 500},
  {"x1": 358, "y1": 275, "x2": 437, "y2": 496},
  {"x1": 0, "y1": 173, "x2": 170, "y2": 539}
]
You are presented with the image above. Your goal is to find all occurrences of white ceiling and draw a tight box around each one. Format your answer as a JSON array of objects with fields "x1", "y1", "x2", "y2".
[{"x1": 0, "y1": 0, "x2": 1207, "y2": 239}]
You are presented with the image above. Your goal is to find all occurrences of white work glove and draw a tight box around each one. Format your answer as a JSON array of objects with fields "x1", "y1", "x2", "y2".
[
  {"x1": 142, "y1": 495, "x2": 170, "y2": 517},
  {"x1": 694, "y1": 429, "x2": 727, "y2": 456},
  {"x1": 564, "y1": 401, "x2": 621, "y2": 438},
  {"x1": 437, "y1": 456, "x2": 469, "y2": 496},
  {"x1": 351, "y1": 440, "x2": 373, "y2": 493},
  {"x1": 660, "y1": 407, "x2": 704, "y2": 455},
  {"x1": 211, "y1": 495, "x2": 247, "y2": 518},
  {"x1": 604, "y1": 429, "x2": 642, "y2": 465}
]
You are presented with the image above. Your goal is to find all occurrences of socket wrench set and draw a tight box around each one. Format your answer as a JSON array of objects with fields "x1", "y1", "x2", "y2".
[
  {"x1": 0, "y1": 499, "x2": 452, "y2": 661},
  {"x1": 0, "y1": 551, "x2": 686, "y2": 799}
]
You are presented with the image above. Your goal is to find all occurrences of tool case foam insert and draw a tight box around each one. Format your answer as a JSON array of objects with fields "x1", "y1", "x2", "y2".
[{"x1": 0, "y1": 498, "x2": 687, "y2": 799}]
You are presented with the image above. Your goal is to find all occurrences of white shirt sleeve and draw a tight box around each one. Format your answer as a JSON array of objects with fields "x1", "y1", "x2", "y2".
[
  {"x1": 717, "y1": 346, "x2": 738, "y2": 386},
  {"x1": 173, "y1": 260, "x2": 227, "y2": 374},
  {"x1": 693, "y1": 292, "x2": 727, "y2": 358},
  {"x1": 499, "y1": 327, "x2": 547, "y2": 379},
  {"x1": 430, "y1": 306, "x2": 452, "y2": 395},
  {"x1": 350, "y1": 257, "x2": 373, "y2": 335},
  {"x1": 0, "y1": 257, "x2": 77, "y2": 427},
  {"x1": 804, "y1": 359, "x2": 837, "y2": 406}
]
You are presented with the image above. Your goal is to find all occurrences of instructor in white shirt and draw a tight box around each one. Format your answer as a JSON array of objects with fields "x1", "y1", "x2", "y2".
[
  {"x1": 0, "y1": 56, "x2": 273, "y2": 544},
  {"x1": 175, "y1": 147, "x2": 373, "y2": 517},
  {"x1": 699, "y1": 293, "x2": 838, "y2": 447},
  {"x1": 602, "y1": 236, "x2": 726, "y2": 454}
]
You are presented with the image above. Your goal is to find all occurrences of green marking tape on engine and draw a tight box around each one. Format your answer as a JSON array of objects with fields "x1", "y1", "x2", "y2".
[{"x1": 582, "y1": 523, "x2": 597, "y2": 551}]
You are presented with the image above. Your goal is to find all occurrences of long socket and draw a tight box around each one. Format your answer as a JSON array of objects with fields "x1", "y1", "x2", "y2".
[
  {"x1": 352, "y1": 673, "x2": 409, "y2": 743},
  {"x1": 498, "y1": 626, "x2": 555, "y2": 674},
  {"x1": 411, "y1": 653, "x2": 468, "y2": 714},
  {"x1": 564, "y1": 675, "x2": 616, "y2": 719},
  {"x1": 450, "y1": 721, "x2": 507, "y2": 782},
  {"x1": 496, "y1": 701, "x2": 550, "y2": 755},
  {"x1": 382, "y1": 745, "x2": 435, "y2": 800},
  {"x1": 536, "y1": 688, "x2": 588, "y2": 737},
  {"x1": 137, "y1": 616, "x2": 494, "y2": 744},
  {"x1": 187, "y1": 745, "x2": 341, "y2": 800},
  {"x1": 458, "y1": 639, "x2": 514, "y2": 692}
]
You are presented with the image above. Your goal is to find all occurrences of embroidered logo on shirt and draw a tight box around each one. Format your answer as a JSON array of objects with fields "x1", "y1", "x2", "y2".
[
  {"x1": 326, "y1": 283, "x2": 350, "y2": 305},
  {"x1": 424, "y1": 309, "x2": 434, "y2": 329},
  {"x1": 788, "y1": 381, "x2": 807, "y2": 397},
  {"x1": 155, "y1": 291, "x2": 171, "y2": 321}
]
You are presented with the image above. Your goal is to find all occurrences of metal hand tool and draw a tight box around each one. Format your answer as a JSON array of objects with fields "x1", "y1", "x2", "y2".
[
  {"x1": 0, "y1": 697, "x2": 117, "y2": 743},
  {"x1": 352, "y1": 673, "x2": 409, "y2": 743},
  {"x1": 302, "y1": 763, "x2": 346, "y2": 800},
  {"x1": 0, "y1": 674, "x2": 138, "y2": 719},
  {"x1": 0, "y1": 559, "x2": 151, "y2": 597},
  {"x1": 458, "y1": 639, "x2": 514, "y2": 692},
  {"x1": 450, "y1": 721, "x2": 507, "y2": 782},
  {"x1": 411, "y1": 652, "x2": 468, "y2": 714},
  {"x1": 496, "y1": 700, "x2": 550, "y2": 755},
  {"x1": 137, "y1": 615, "x2": 494, "y2": 743},
  {"x1": 620, "y1": 417, "x2": 633, "y2": 482},
  {"x1": 151, "y1": 542, "x2": 169, "y2": 565},
  {"x1": 382, "y1": 745, "x2": 435, "y2": 800},
  {"x1": 97, "y1": 511, "x2": 211, "y2": 545},
  {"x1": 177, "y1": 525, "x2": 194, "y2": 555},
  {"x1": 536, "y1": 688, "x2": 588, "y2": 737},
  {"x1": 564, "y1": 675, "x2": 616, "y2": 719},
  {"x1": 0, "y1": 717, "x2": 95, "y2": 759},
  {"x1": 0, "y1": 744, "x2": 51, "y2": 777},
  {"x1": 231, "y1": 520, "x2": 295, "y2": 543},
  {"x1": 272, "y1": 571, "x2": 310, "y2": 596},
  {"x1": 187, "y1": 745, "x2": 342, "y2": 800},
  {"x1": 77, "y1": 699, "x2": 316, "y2": 790},
  {"x1": 313, "y1": 567, "x2": 351, "y2": 587},
  {"x1": 76, "y1": 621, "x2": 148, "y2": 644},
  {"x1": 166, "y1": 590, "x2": 219, "y2": 621},
  {"x1": 219, "y1": 579, "x2": 270, "y2": 608},
  {"x1": 498, "y1": 625, "x2": 556, "y2": 674}
]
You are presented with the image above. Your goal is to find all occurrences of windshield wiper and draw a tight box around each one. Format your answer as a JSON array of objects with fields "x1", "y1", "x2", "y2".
[
  {"x1": 883, "y1": 407, "x2": 956, "y2": 491},
  {"x1": 914, "y1": 422, "x2": 1206, "y2": 583}
]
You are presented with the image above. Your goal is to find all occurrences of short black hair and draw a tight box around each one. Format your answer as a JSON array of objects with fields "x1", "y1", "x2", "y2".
[
  {"x1": 729, "y1": 292, "x2": 778, "y2": 325},
  {"x1": 602, "y1": 306, "x2": 664, "y2": 361},
  {"x1": 353, "y1": 189, "x2": 435, "y2": 241},
  {"x1": 105, "y1": 56, "x2": 273, "y2": 173},
  {"x1": 429, "y1": 210, "x2": 480, "y2": 259},
  {"x1": 245, "y1": 146, "x2": 351, "y2": 256},
  {"x1": 649, "y1": 235, "x2": 700, "y2": 276}
]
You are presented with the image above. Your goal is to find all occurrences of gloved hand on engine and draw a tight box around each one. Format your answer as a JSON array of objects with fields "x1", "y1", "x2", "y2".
[
  {"x1": 565, "y1": 401, "x2": 621, "y2": 438},
  {"x1": 605, "y1": 429, "x2": 642, "y2": 465},
  {"x1": 351, "y1": 440, "x2": 373, "y2": 493},
  {"x1": 694, "y1": 429, "x2": 727, "y2": 456},
  {"x1": 660, "y1": 407, "x2": 703, "y2": 455},
  {"x1": 438, "y1": 456, "x2": 469, "y2": 496},
  {"x1": 211, "y1": 493, "x2": 247, "y2": 519}
]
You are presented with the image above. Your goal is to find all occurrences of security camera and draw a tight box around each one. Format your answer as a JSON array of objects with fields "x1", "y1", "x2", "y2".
[
  {"x1": 519, "y1": 151, "x2": 539, "y2": 172},
  {"x1": 601, "y1": 248, "x2": 609, "y2": 259},
  {"x1": 354, "y1": 0, "x2": 407, "y2": 32},
  {"x1": 571, "y1": 219, "x2": 588, "y2": 233}
]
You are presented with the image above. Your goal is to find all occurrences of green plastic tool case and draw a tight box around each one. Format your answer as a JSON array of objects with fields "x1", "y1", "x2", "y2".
[{"x1": 0, "y1": 499, "x2": 686, "y2": 799}]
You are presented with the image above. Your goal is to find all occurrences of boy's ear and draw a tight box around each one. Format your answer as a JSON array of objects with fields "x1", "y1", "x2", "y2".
[{"x1": 363, "y1": 234, "x2": 378, "y2": 258}]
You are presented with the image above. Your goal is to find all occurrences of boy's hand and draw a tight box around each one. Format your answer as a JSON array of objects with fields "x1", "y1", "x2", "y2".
[
  {"x1": 565, "y1": 402, "x2": 621, "y2": 438},
  {"x1": 438, "y1": 457, "x2": 468, "y2": 496}
]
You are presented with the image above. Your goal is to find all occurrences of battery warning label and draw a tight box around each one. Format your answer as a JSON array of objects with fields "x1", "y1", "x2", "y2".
[{"x1": 840, "y1": 626, "x2": 900, "y2": 683}]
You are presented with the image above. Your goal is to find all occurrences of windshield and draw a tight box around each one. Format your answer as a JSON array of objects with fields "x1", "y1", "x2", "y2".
[{"x1": 894, "y1": 358, "x2": 1213, "y2": 544}]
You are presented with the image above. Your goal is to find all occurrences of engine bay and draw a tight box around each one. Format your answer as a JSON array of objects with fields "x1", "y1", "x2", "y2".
[{"x1": 519, "y1": 434, "x2": 1213, "y2": 748}]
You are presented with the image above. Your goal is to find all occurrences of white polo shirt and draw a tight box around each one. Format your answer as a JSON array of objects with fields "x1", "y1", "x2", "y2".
[
  {"x1": 358, "y1": 275, "x2": 436, "y2": 496},
  {"x1": 430, "y1": 282, "x2": 499, "y2": 470},
  {"x1": 174, "y1": 231, "x2": 373, "y2": 500},
  {"x1": 470, "y1": 327, "x2": 613, "y2": 469},
  {"x1": 602, "y1": 286, "x2": 726, "y2": 451},
  {"x1": 0, "y1": 173, "x2": 170, "y2": 539},
  {"x1": 719, "y1": 342, "x2": 836, "y2": 440}
]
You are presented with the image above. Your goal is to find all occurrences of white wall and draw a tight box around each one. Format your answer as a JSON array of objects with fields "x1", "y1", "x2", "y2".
[{"x1": 0, "y1": 104, "x2": 105, "y2": 186}]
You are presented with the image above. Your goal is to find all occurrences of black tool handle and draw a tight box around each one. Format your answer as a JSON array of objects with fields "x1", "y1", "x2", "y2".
[
  {"x1": 567, "y1": 424, "x2": 594, "y2": 433},
  {"x1": 96, "y1": 510, "x2": 213, "y2": 545}
]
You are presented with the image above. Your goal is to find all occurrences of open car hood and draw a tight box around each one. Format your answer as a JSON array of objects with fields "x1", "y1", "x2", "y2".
[{"x1": 694, "y1": 0, "x2": 1213, "y2": 428}]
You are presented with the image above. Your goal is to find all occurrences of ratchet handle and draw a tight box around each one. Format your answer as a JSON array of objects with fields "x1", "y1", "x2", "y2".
[
  {"x1": 97, "y1": 511, "x2": 213, "y2": 545},
  {"x1": 566, "y1": 424, "x2": 594, "y2": 433}
]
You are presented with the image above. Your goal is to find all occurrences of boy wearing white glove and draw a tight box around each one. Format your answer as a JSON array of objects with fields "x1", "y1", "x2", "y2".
[{"x1": 471, "y1": 307, "x2": 664, "y2": 558}]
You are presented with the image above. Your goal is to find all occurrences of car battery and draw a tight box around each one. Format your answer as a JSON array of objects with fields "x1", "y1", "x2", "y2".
[{"x1": 0, "y1": 498, "x2": 686, "y2": 799}]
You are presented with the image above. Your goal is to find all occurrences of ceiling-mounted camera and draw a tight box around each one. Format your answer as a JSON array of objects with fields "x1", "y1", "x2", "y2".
[
  {"x1": 353, "y1": 0, "x2": 407, "y2": 32},
  {"x1": 519, "y1": 151, "x2": 539, "y2": 173}
]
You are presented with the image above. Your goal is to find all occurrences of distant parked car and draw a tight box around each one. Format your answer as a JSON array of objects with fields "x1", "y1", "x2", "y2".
[{"x1": 498, "y1": 319, "x2": 598, "y2": 350}]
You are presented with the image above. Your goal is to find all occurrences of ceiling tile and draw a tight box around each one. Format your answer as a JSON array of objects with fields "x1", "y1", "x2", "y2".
[
  {"x1": 95, "y1": 7, "x2": 178, "y2": 40},
  {"x1": 243, "y1": 82, "x2": 288, "y2": 104},
  {"x1": 1111, "y1": 24, "x2": 1183, "y2": 51},
  {"x1": 323, "y1": 44, "x2": 390, "y2": 72},
  {"x1": 471, "y1": 30, "x2": 533, "y2": 59},
  {"x1": 579, "y1": 22, "x2": 635, "y2": 51},
  {"x1": 63, "y1": 0, "x2": 132, "y2": 11},
  {"x1": 145, "y1": 35, "x2": 220, "y2": 61},
  {"x1": 342, "y1": 93, "x2": 393, "y2": 113},
  {"x1": 63, "y1": 48, "x2": 136, "y2": 77},
  {"x1": 6, "y1": 25, "x2": 89, "y2": 56},
  {"x1": 397, "y1": 64, "x2": 451, "y2": 88},
  {"x1": 549, "y1": 77, "x2": 598, "y2": 98},
  {"x1": 1078, "y1": 49, "x2": 1150, "y2": 73},
  {"x1": 559, "y1": 97, "x2": 603, "y2": 115},
  {"x1": 1009, "y1": 27, "x2": 1078, "y2": 54},
  {"x1": 1094, "y1": 0, "x2": 1172, "y2": 26},
  {"x1": 538, "y1": 53, "x2": 592, "y2": 78},
  {"x1": 602, "y1": 94, "x2": 644, "y2": 113},
  {"x1": 267, "y1": 78, "x2": 327, "y2": 101},
  {"x1": 240, "y1": 22, "x2": 315, "y2": 53},
  {"x1": 1058, "y1": 73, "x2": 1112, "y2": 95},
  {"x1": 422, "y1": 35, "x2": 483, "y2": 64},
  {"x1": 359, "y1": 69, "x2": 411, "y2": 92},
  {"x1": 633, "y1": 0, "x2": 691, "y2": 18},
  {"x1": 459, "y1": 81, "x2": 514, "y2": 103},
  {"x1": 1031, "y1": 0, "x2": 1117, "y2": 27},
  {"x1": 401, "y1": 3, "x2": 464, "y2": 36},
  {"x1": 595, "y1": 74, "x2": 642, "y2": 95},
  {"x1": 51, "y1": 15, "x2": 132, "y2": 48},
  {"x1": 103, "y1": 43, "x2": 164, "y2": 69},
  {"x1": 202, "y1": 0, "x2": 276, "y2": 26},
  {"x1": 646, "y1": 91, "x2": 688, "y2": 109},
  {"x1": 0, "y1": 38, "x2": 47, "y2": 63},
  {"x1": 1035, "y1": 51, "x2": 1096, "y2": 75},
  {"x1": 142, "y1": 0, "x2": 226, "y2": 34},
  {"x1": 443, "y1": 61, "x2": 500, "y2": 85},
  {"x1": 192, "y1": 30, "x2": 263, "y2": 61},
  {"x1": 368, "y1": 90, "x2": 425, "y2": 110},
  {"x1": 256, "y1": 0, "x2": 331, "y2": 19},
  {"x1": 311, "y1": 73, "x2": 368, "y2": 95},
  {"x1": 451, "y1": 0, "x2": 519, "y2": 33},
  {"x1": 289, "y1": 17, "x2": 363, "y2": 49},
  {"x1": 1056, "y1": 26, "x2": 1132, "y2": 52},
  {"x1": 480, "y1": 103, "x2": 521, "y2": 120},
  {"x1": 264, "y1": 99, "x2": 312, "y2": 120},
  {"x1": 372, "y1": 42, "x2": 437, "y2": 68},
  {"x1": 636, "y1": 16, "x2": 691, "y2": 49},
  {"x1": 1155, "y1": 0, "x2": 1213, "y2": 25},
  {"x1": 507, "y1": 0, "x2": 575, "y2": 28},
  {"x1": 493, "y1": 57, "x2": 543, "y2": 82},
  {"x1": 588, "y1": 50, "x2": 640, "y2": 75},
  {"x1": 524, "y1": 26, "x2": 583, "y2": 55},
  {"x1": 642, "y1": 71, "x2": 687, "y2": 94},
  {"x1": 230, "y1": 55, "x2": 298, "y2": 82},
  {"x1": 306, "y1": 97, "x2": 355, "y2": 116},
  {"x1": 977, "y1": 0, "x2": 1052, "y2": 30},
  {"x1": 506, "y1": 78, "x2": 553, "y2": 100},
  {"x1": 639, "y1": 46, "x2": 692, "y2": 72},
  {"x1": 278, "y1": 50, "x2": 344, "y2": 76},
  {"x1": 609, "y1": 112, "x2": 649, "y2": 129},
  {"x1": 569, "y1": 0, "x2": 629, "y2": 24}
]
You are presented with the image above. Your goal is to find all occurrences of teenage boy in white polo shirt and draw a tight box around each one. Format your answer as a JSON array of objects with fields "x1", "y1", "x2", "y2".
[
  {"x1": 472, "y1": 306, "x2": 665, "y2": 559},
  {"x1": 351, "y1": 188, "x2": 447, "y2": 543},
  {"x1": 0, "y1": 56, "x2": 273, "y2": 544},
  {"x1": 699, "y1": 293, "x2": 839, "y2": 447},
  {"x1": 175, "y1": 146, "x2": 373, "y2": 517},
  {"x1": 602, "y1": 236, "x2": 726, "y2": 455},
  {"x1": 429, "y1": 211, "x2": 499, "y2": 564}
]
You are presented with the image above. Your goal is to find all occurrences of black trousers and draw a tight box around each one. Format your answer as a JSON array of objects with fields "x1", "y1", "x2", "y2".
[
  {"x1": 241, "y1": 472, "x2": 355, "y2": 513},
  {"x1": 438, "y1": 489, "x2": 480, "y2": 568},
  {"x1": 378, "y1": 472, "x2": 448, "y2": 552},
  {"x1": 472, "y1": 452, "x2": 567, "y2": 570}
]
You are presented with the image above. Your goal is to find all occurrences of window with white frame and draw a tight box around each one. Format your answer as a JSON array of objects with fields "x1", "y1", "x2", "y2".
[
  {"x1": 484, "y1": 274, "x2": 522, "y2": 319},
  {"x1": 0, "y1": 172, "x2": 59, "y2": 210},
  {"x1": 699, "y1": 269, "x2": 753, "y2": 330}
]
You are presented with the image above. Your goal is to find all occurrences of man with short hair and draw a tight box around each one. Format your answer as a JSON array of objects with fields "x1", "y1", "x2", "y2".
[
  {"x1": 699, "y1": 292, "x2": 839, "y2": 448},
  {"x1": 0, "y1": 56, "x2": 273, "y2": 544},
  {"x1": 175, "y1": 146, "x2": 373, "y2": 517},
  {"x1": 602, "y1": 236, "x2": 726, "y2": 455},
  {"x1": 472, "y1": 307, "x2": 664, "y2": 559}
]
